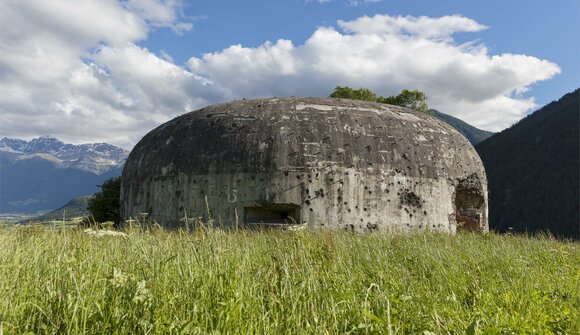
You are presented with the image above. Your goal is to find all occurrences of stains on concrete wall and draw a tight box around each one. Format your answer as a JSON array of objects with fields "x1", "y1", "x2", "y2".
[{"x1": 121, "y1": 97, "x2": 488, "y2": 233}]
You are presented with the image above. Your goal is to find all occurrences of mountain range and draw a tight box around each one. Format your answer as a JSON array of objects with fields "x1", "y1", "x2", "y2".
[
  {"x1": 476, "y1": 89, "x2": 579, "y2": 239},
  {"x1": 0, "y1": 136, "x2": 128, "y2": 214}
]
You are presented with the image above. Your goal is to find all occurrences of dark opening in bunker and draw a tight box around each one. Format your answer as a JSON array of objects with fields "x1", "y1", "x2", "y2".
[
  {"x1": 244, "y1": 204, "x2": 300, "y2": 227},
  {"x1": 454, "y1": 175, "x2": 485, "y2": 232}
]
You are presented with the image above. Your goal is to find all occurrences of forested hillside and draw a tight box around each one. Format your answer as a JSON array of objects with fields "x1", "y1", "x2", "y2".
[{"x1": 476, "y1": 89, "x2": 579, "y2": 239}]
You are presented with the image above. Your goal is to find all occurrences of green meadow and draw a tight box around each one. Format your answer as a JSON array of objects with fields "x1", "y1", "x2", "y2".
[{"x1": 0, "y1": 226, "x2": 578, "y2": 334}]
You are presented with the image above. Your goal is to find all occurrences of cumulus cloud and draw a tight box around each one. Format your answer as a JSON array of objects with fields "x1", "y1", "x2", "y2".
[
  {"x1": 0, "y1": 6, "x2": 560, "y2": 148},
  {"x1": 338, "y1": 14, "x2": 487, "y2": 39},
  {"x1": 0, "y1": 0, "x2": 196, "y2": 147},
  {"x1": 187, "y1": 14, "x2": 560, "y2": 132}
]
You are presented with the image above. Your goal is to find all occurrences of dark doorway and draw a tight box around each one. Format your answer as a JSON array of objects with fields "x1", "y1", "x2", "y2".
[{"x1": 455, "y1": 175, "x2": 486, "y2": 232}]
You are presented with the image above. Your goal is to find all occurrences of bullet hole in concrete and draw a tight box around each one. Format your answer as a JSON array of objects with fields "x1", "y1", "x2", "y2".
[
  {"x1": 368, "y1": 191, "x2": 372, "y2": 195},
  {"x1": 309, "y1": 208, "x2": 313, "y2": 212},
  {"x1": 409, "y1": 214, "x2": 413, "y2": 218},
  {"x1": 305, "y1": 200, "x2": 311, "y2": 206},
  {"x1": 316, "y1": 173, "x2": 319, "y2": 178},
  {"x1": 283, "y1": 171, "x2": 289, "y2": 176},
  {"x1": 363, "y1": 207, "x2": 367, "y2": 211},
  {"x1": 432, "y1": 224, "x2": 436, "y2": 228},
  {"x1": 397, "y1": 181, "x2": 401, "y2": 185},
  {"x1": 296, "y1": 175, "x2": 302, "y2": 180},
  {"x1": 305, "y1": 189, "x2": 309, "y2": 194},
  {"x1": 337, "y1": 196, "x2": 342, "y2": 202},
  {"x1": 355, "y1": 205, "x2": 359, "y2": 209},
  {"x1": 365, "y1": 145, "x2": 372, "y2": 152},
  {"x1": 344, "y1": 201, "x2": 348, "y2": 205},
  {"x1": 347, "y1": 208, "x2": 351, "y2": 213},
  {"x1": 364, "y1": 186, "x2": 368, "y2": 190},
  {"x1": 399, "y1": 190, "x2": 422, "y2": 209},
  {"x1": 423, "y1": 210, "x2": 427, "y2": 215},
  {"x1": 360, "y1": 219, "x2": 364, "y2": 222},
  {"x1": 367, "y1": 222, "x2": 378, "y2": 230},
  {"x1": 387, "y1": 199, "x2": 391, "y2": 202}
]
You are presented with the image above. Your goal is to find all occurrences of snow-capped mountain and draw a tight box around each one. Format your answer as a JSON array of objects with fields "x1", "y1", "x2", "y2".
[
  {"x1": 0, "y1": 135, "x2": 128, "y2": 175},
  {"x1": 0, "y1": 136, "x2": 129, "y2": 214}
]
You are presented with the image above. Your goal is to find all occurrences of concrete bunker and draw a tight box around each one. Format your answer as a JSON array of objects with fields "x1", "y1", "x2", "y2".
[{"x1": 121, "y1": 97, "x2": 488, "y2": 233}]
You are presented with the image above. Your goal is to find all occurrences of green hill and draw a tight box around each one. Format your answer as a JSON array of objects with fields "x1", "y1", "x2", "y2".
[
  {"x1": 476, "y1": 89, "x2": 579, "y2": 239},
  {"x1": 431, "y1": 110, "x2": 494, "y2": 145},
  {"x1": 23, "y1": 195, "x2": 92, "y2": 223}
]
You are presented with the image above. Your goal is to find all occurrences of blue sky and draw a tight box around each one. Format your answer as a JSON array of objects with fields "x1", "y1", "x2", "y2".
[{"x1": 1, "y1": 0, "x2": 578, "y2": 148}]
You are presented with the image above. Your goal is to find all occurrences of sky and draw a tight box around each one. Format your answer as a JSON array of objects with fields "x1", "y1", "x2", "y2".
[{"x1": 1, "y1": 0, "x2": 578, "y2": 149}]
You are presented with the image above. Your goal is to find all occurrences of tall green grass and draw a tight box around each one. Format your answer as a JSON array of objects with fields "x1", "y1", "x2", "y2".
[{"x1": 0, "y1": 227, "x2": 578, "y2": 334}]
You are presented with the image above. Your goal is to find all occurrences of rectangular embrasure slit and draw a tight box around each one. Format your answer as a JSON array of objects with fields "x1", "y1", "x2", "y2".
[{"x1": 244, "y1": 204, "x2": 300, "y2": 226}]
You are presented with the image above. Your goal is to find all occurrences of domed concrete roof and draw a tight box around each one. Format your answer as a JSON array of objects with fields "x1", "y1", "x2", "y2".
[
  {"x1": 125, "y1": 97, "x2": 482, "y2": 179},
  {"x1": 122, "y1": 97, "x2": 488, "y2": 232}
]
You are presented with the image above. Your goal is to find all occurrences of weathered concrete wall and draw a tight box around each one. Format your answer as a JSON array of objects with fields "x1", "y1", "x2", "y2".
[{"x1": 121, "y1": 97, "x2": 488, "y2": 233}]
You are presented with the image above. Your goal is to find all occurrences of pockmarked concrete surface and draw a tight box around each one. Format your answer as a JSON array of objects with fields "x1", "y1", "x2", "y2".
[{"x1": 121, "y1": 97, "x2": 488, "y2": 233}]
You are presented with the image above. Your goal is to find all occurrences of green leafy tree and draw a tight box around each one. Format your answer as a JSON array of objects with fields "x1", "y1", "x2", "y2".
[
  {"x1": 379, "y1": 89, "x2": 429, "y2": 113},
  {"x1": 87, "y1": 177, "x2": 121, "y2": 224},
  {"x1": 330, "y1": 86, "x2": 378, "y2": 102},
  {"x1": 330, "y1": 86, "x2": 429, "y2": 113}
]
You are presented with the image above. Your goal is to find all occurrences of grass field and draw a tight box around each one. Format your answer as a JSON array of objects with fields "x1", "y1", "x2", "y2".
[{"x1": 0, "y1": 226, "x2": 578, "y2": 334}]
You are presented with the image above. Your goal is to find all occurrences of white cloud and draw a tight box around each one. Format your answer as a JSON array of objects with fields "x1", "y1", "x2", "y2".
[
  {"x1": 186, "y1": 14, "x2": 560, "y2": 132},
  {"x1": 123, "y1": 0, "x2": 193, "y2": 34},
  {"x1": 338, "y1": 14, "x2": 487, "y2": 39},
  {"x1": 0, "y1": 0, "x2": 196, "y2": 148},
  {"x1": 0, "y1": 7, "x2": 560, "y2": 148}
]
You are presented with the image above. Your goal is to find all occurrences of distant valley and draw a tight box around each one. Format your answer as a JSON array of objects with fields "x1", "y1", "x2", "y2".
[{"x1": 0, "y1": 136, "x2": 128, "y2": 214}]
